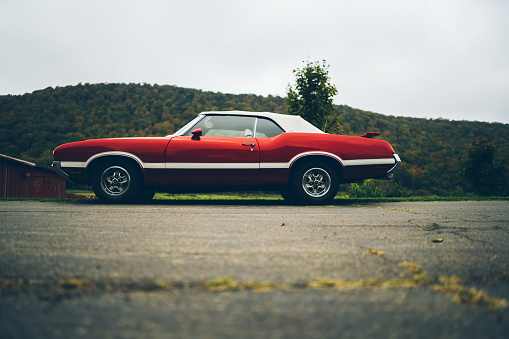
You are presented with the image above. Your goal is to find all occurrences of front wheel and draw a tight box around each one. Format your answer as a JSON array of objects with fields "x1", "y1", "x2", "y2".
[
  {"x1": 92, "y1": 161, "x2": 143, "y2": 203},
  {"x1": 289, "y1": 163, "x2": 339, "y2": 205}
]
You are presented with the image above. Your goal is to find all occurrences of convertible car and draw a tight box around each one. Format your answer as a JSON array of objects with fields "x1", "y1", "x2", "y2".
[{"x1": 52, "y1": 111, "x2": 401, "y2": 204}]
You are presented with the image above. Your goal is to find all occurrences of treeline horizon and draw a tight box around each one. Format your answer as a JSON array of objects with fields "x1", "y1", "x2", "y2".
[{"x1": 1, "y1": 82, "x2": 507, "y2": 196}]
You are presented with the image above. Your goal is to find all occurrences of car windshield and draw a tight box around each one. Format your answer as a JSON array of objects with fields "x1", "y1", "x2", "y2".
[{"x1": 169, "y1": 115, "x2": 204, "y2": 136}]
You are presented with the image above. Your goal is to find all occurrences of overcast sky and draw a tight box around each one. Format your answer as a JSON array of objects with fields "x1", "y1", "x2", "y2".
[{"x1": 1, "y1": 0, "x2": 508, "y2": 123}]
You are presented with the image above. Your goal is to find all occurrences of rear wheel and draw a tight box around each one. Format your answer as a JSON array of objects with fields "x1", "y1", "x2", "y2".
[
  {"x1": 92, "y1": 160, "x2": 143, "y2": 203},
  {"x1": 289, "y1": 162, "x2": 339, "y2": 205}
]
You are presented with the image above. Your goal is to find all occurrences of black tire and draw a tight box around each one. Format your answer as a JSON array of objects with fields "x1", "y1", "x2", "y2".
[
  {"x1": 91, "y1": 160, "x2": 144, "y2": 203},
  {"x1": 138, "y1": 188, "x2": 156, "y2": 203},
  {"x1": 280, "y1": 187, "x2": 296, "y2": 204},
  {"x1": 289, "y1": 162, "x2": 339, "y2": 205}
]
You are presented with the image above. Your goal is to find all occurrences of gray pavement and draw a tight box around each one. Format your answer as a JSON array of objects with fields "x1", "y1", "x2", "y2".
[{"x1": 0, "y1": 200, "x2": 508, "y2": 338}]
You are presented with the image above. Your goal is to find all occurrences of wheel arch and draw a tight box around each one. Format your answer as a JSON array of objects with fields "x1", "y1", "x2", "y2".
[
  {"x1": 289, "y1": 153, "x2": 344, "y2": 182},
  {"x1": 86, "y1": 154, "x2": 146, "y2": 186}
]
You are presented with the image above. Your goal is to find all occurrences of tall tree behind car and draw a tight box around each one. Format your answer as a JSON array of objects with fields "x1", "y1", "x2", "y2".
[{"x1": 286, "y1": 60, "x2": 341, "y2": 133}]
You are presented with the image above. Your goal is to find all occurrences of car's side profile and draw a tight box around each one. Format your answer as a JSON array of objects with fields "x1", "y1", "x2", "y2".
[{"x1": 52, "y1": 111, "x2": 401, "y2": 204}]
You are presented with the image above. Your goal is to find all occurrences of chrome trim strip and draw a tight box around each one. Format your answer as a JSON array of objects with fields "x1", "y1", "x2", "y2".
[
  {"x1": 287, "y1": 152, "x2": 396, "y2": 168},
  {"x1": 85, "y1": 151, "x2": 144, "y2": 167},
  {"x1": 385, "y1": 154, "x2": 402, "y2": 178},
  {"x1": 144, "y1": 163, "x2": 166, "y2": 169},
  {"x1": 165, "y1": 163, "x2": 259, "y2": 169},
  {"x1": 59, "y1": 155, "x2": 398, "y2": 171},
  {"x1": 261, "y1": 157, "x2": 395, "y2": 169},
  {"x1": 253, "y1": 118, "x2": 259, "y2": 137},
  {"x1": 60, "y1": 152, "x2": 146, "y2": 169},
  {"x1": 289, "y1": 151, "x2": 345, "y2": 166},
  {"x1": 260, "y1": 163, "x2": 288, "y2": 169},
  {"x1": 343, "y1": 158, "x2": 395, "y2": 166},
  {"x1": 60, "y1": 161, "x2": 86, "y2": 168}
]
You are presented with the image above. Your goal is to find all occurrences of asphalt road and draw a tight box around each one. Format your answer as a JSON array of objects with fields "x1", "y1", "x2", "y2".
[{"x1": 1, "y1": 200, "x2": 508, "y2": 338}]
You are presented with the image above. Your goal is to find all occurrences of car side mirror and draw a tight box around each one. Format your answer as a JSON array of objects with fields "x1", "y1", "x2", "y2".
[{"x1": 191, "y1": 129, "x2": 202, "y2": 140}]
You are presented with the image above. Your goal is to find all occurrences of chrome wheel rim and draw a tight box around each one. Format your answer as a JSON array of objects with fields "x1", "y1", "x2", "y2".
[
  {"x1": 302, "y1": 167, "x2": 331, "y2": 198},
  {"x1": 100, "y1": 166, "x2": 131, "y2": 196}
]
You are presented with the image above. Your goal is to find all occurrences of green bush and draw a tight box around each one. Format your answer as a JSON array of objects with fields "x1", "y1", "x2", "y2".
[
  {"x1": 449, "y1": 186, "x2": 466, "y2": 197},
  {"x1": 348, "y1": 180, "x2": 383, "y2": 198},
  {"x1": 383, "y1": 182, "x2": 407, "y2": 197},
  {"x1": 348, "y1": 180, "x2": 409, "y2": 198}
]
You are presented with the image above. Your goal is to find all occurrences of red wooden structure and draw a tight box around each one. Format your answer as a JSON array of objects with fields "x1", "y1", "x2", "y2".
[{"x1": 0, "y1": 154, "x2": 66, "y2": 198}]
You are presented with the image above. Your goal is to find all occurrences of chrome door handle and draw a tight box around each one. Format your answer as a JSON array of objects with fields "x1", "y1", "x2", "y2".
[{"x1": 242, "y1": 143, "x2": 255, "y2": 147}]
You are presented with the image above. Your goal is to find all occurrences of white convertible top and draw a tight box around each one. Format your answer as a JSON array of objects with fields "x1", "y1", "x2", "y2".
[{"x1": 200, "y1": 111, "x2": 324, "y2": 134}]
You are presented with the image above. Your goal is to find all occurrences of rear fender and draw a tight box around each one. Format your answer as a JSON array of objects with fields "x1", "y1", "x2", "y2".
[{"x1": 289, "y1": 153, "x2": 344, "y2": 181}]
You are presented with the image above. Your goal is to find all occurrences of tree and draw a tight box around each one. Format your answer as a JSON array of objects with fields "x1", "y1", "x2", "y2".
[
  {"x1": 460, "y1": 137, "x2": 507, "y2": 196},
  {"x1": 286, "y1": 60, "x2": 341, "y2": 133}
]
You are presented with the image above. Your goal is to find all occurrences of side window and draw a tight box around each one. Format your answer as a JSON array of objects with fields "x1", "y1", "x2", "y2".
[
  {"x1": 255, "y1": 118, "x2": 285, "y2": 138},
  {"x1": 184, "y1": 115, "x2": 256, "y2": 137}
]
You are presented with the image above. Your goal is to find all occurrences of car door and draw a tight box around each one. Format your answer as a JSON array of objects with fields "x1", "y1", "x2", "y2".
[{"x1": 165, "y1": 115, "x2": 259, "y2": 183}]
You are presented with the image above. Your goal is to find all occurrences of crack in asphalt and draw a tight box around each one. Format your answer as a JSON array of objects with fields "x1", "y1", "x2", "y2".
[{"x1": 2, "y1": 259, "x2": 508, "y2": 311}]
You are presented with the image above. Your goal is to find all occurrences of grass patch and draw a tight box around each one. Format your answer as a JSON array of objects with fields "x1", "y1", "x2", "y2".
[
  {"x1": 204, "y1": 277, "x2": 288, "y2": 292},
  {"x1": 155, "y1": 192, "x2": 282, "y2": 201},
  {"x1": 335, "y1": 196, "x2": 509, "y2": 202},
  {"x1": 58, "y1": 278, "x2": 95, "y2": 291},
  {"x1": 398, "y1": 262, "x2": 422, "y2": 274},
  {"x1": 205, "y1": 276, "x2": 238, "y2": 290},
  {"x1": 308, "y1": 279, "x2": 385, "y2": 289},
  {"x1": 434, "y1": 283, "x2": 508, "y2": 310},
  {"x1": 1, "y1": 272, "x2": 507, "y2": 310},
  {"x1": 365, "y1": 248, "x2": 386, "y2": 257},
  {"x1": 1, "y1": 193, "x2": 507, "y2": 204},
  {"x1": 0, "y1": 279, "x2": 24, "y2": 291}
]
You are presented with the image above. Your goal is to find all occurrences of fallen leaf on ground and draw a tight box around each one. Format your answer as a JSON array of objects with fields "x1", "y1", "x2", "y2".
[{"x1": 432, "y1": 238, "x2": 444, "y2": 243}]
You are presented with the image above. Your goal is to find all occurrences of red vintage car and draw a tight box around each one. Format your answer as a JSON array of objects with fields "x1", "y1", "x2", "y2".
[{"x1": 52, "y1": 111, "x2": 400, "y2": 204}]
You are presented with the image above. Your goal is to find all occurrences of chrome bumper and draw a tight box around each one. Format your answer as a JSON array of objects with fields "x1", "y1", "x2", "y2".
[
  {"x1": 51, "y1": 161, "x2": 70, "y2": 181},
  {"x1": 385, "y1": 154, "x2": 401, "y2": 179}
]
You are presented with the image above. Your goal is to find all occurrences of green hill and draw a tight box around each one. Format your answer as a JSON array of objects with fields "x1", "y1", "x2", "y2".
[{"x1": 1, "y1": 83, "x2": 507, "y2": 195}]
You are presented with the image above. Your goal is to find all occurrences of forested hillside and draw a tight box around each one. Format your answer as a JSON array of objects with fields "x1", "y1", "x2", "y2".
[
  {"x1": 1, "y1": 83, "x2": 507, "y2": 195},
  {"x1": 336, "y1": 105, "x2": 508, "y2": 195}
]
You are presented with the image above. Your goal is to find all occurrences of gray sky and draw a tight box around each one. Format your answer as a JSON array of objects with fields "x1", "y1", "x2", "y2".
[{"x1": 1, "y1": 0, "x2": 508, "y2": 123}]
